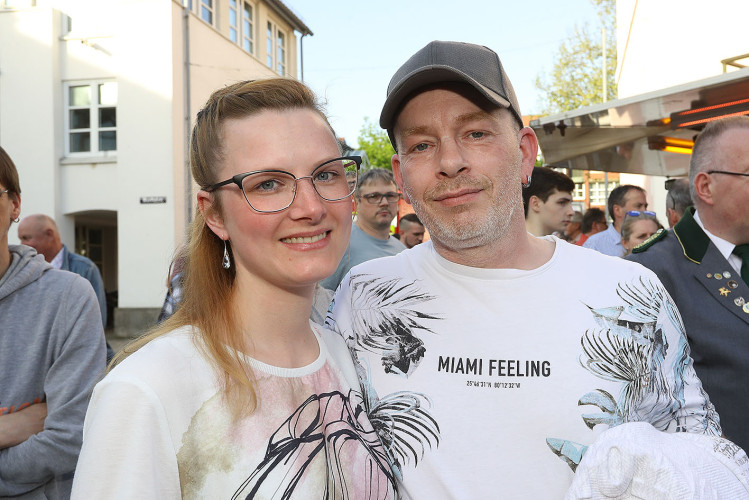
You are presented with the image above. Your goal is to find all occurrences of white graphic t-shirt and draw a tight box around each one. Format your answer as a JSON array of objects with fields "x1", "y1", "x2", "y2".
[
  {"x1": 326, "y1": 238, "x2": 721, "y2": 499},
  {"x1": 72, "y1": 324, "x2": 396, "y2": 499}
]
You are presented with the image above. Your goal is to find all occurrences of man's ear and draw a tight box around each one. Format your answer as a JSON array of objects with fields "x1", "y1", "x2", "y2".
[
  {"x1": 612, "y1": 203, "x2": 625, "y2": 221},
  {"x1": 518, "y1": 127, "x2": 539, "y2": 184},
  {"x1": 9, "y1": 193, "x2": 20, "y2": 221},
  {"x1": 197, "y1": 190, "x2": 226, "y2": 238},
  {"x1": 693, "y1": 171, "x2": 714, "y2": 206},
  {"x1": 529, "y1": 195, "x2": 543, "y2": 214},
  {"x1": 391, "y1": 153, "x2": 411, "y2": 204}
]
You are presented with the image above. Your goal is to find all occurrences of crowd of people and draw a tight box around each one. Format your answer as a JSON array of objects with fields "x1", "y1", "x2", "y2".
[{"x1": 1, "y1": 39, "x2": 748, "y2": 499}]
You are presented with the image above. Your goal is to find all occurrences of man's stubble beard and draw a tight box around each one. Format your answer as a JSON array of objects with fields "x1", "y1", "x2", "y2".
[{"x1": 404, "y1": 179, "x2": 521, "y2": 252}]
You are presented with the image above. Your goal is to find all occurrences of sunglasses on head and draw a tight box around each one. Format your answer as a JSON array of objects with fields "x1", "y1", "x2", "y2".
[{"x1": 626, "y1": 210, "x2": 656, "y2": 217}]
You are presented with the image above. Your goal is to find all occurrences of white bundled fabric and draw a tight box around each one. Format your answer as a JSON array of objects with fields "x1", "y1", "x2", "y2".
[{"x1": 567, "y1": 422, "x2": 749, "y2": 499}]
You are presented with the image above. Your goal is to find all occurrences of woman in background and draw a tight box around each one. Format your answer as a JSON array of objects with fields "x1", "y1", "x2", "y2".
[
  {"x1": 72, "y1": 79, "x2": 396, "y2": 499},
  {"x1": 621, "y1": 211, "x2": 663, "y2": 256}
]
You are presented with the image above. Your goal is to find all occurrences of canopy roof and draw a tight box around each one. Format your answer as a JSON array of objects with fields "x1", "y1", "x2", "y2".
[{"x1": 530, "y1": 68, "x2": 749, "y2": 176}]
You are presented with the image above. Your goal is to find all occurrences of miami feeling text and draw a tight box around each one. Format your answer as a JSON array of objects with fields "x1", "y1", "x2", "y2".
[{"x1": 438, "y1": 356, "x2": 551, "y2": 377}]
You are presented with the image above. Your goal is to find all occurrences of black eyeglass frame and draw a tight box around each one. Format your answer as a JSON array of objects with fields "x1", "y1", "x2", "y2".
[
  {"x1": 359, "y1": 191, "x2": 402, "y2": 205},
  {"x1": 203, "y1": 156, "x2": 362, "y2": 213},
  {"x1": 706, "y1": 170, "x2": 749, "y2": 178}
]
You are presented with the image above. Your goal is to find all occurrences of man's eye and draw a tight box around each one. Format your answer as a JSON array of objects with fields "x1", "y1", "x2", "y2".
[
  {"x1": 469, "y1": 131, "x2": 485, "y2": 139},
  {"x1": 413, "y1": 143, "x2": 429, "y2": 152}
]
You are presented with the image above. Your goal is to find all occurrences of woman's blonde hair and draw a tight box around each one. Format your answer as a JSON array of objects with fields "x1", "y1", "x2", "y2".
[{"x1": 113, "y1": 79, "x2": 334, "y2": 417}]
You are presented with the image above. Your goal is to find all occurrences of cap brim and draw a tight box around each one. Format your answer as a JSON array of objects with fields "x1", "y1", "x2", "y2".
[{"x1": 379, "y1": 66, "x2": 514, "y2": 131}]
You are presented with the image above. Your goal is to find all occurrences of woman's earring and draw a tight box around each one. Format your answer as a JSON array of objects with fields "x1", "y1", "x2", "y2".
[
  {"x1": 522, "y1": 175, "x2": 532, "y2": 189},
  {"x1": 12, "y1": 217, "x2": 20, "y2": 223},
  {"x1": 222, "y1": 239, "x2": 231, "y2": 269}
]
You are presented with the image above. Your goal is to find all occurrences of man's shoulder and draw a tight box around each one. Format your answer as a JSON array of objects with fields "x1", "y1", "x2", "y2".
[
  {"x1": 628, "y1": 229, "x2": 681, "y2": 265},
  {"x1": 66, "y1": 248, "x2": 97, "y2": 269},
  {"x1": 631, "y1": 228, "x2": 670, "y2": 253},
  {"x1": 582, "y1": 227, "x2": 611, "y2": 248}
]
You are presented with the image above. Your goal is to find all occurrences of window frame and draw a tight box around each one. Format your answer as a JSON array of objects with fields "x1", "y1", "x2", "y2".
[
  {"x1": 241, "y1": 1, "x2": 254, "y2": 54},
  {"x1": 266, "y1": 20, "x2": 287, "y2": 76},
  {"x1": 228, "y1": 0, "x2": 238, "y2": 42},
  {"x1": 199, "y1": 0, "x2": 213, "y2": 25},
  {"x1": 64, "y1": 80, "x2": 118, "y2": 158}
]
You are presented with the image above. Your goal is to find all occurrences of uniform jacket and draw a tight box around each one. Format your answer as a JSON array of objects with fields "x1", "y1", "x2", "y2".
[{"x1": 628, "y1": 207, "x2": 749, "y2": 451}]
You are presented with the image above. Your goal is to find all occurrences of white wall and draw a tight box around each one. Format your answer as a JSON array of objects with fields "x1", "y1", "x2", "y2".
[
  {"x1": 617, "y1": 0, "x2": 749, "y2": 98},
  {"x1": 114, "y1": 0, "x2": 176, "y2": 308},
  {"x1": 0, "y1": 7, "x2": 61, "y2": 242}
]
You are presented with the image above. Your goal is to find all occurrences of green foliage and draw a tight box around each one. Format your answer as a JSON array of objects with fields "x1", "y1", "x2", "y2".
[
  {"x1": 535, "y1": 0, "x2": 617, "y2": 115},
  {"x1": 357, "y1": 118, "x2": 395, "y2": 170}
]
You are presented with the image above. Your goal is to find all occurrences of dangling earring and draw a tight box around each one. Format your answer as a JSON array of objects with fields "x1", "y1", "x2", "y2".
[
  {"x1": 522, "y1": 175, "x2": 532, "y2": 188},
  {"x1": 12, "y1": 217, "x2": 20, "y2": 223},
  {"x1": 222, "y1": 238, "x2": 231, "y2": 269}
]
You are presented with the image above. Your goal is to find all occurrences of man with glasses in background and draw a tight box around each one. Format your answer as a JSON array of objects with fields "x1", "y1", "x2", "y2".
[
  {"x1": 583, "y1": 184, "x2": 648, "y2": 256},
  {"x1": 628, "y1": 115, "x2": 749, "y2": 452},
  {"x1": 321, "y1": 168, "x2": 405, "y2": 291}
]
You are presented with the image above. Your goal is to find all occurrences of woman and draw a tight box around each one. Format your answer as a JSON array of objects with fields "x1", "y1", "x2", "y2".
[
  {"x1": 0, "y1": 147, "x2": 105, "y2": 498},
  {"x1": 72, "y1": 80, "x2": 396, "y2": 498},
  {"x1": 621, "y1": 211, "x2": 663, "y2": 256}
]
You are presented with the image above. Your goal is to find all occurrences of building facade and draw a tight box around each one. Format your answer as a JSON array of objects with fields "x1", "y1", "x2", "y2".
[{"x1": 0, "y1": 0, "x2": 311, "y2": 334}]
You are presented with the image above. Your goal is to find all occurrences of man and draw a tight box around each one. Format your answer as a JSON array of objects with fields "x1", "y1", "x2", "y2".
[
  {"x1": 564, "y1": 211, "x2": 583, "y2": 243},
  {"x1": 628, "y1": 116, "x2": 749, "y2": 452},
  {"x1": 577, "y1": 207, "x2": 607, "y2": 246},
  {"x1": 18, "y1": 214, "x2": 114, "y2": 362},
  {"x1": 665, "y1": 177, "x2": 692, "y2": 227},
  {"x1": 320, "y1": 168, "x2": 405, "y2": 290},
  {"x1": 0, "y1": 146, "x2": 106, "y2": 499},
  {"x1": 398, "y1": 213, "x2": 425, "y2": 248},
  {"x1": 18, "y1": 215, "x2": 106, "y2": 327},
  {"x1": 522, "y1": 166, "x2": 575, "y2": 237},
  {"x1": 583, "y1": 184, "x2": 648, "y2": 256},
  {"x1": 326, "y1": 41, "x2": 722, "y2": 498}
]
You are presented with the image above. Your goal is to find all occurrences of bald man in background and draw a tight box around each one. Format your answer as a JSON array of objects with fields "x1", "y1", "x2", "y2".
[{"x1": 19, "y1": 215, "x2": 113, "y2": 362}]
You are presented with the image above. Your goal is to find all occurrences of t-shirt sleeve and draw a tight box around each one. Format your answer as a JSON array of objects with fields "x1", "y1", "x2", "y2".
[
  {"x1": 643, "y1": 274, "x2": 723, "y2": 436},
  {"x1": 71, "y1": 376, "x2": 181, "y2": 499}
]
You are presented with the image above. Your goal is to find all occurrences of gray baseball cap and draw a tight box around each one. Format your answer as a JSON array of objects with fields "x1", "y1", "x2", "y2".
[{"x1": 380, "y1": 40, "x2": 523, "y2": 149}]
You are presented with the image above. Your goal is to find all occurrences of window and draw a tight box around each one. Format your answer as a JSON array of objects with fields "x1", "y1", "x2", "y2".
[
  {"x1": 589, "y1": 181, "x2": 619, "y2": 206},
  {"x1": 573, "y1": 182, "x2": 585, "y2": 199},
  {"x1": 266, "y1": 21, "x2": 286, "y2": 76},
  {"x1": 276, "y1": 30, "x2": 286, "y2": 75},
  {"x1": 229, "y1": 0, "x2": 238, "y2": 42},
  {"x1": 200, "y1": 0, "x2": 212, "y2": 24},
  {"x1": 66, "y1": 81, "x2": 117, "y2": 155},
  {"x1": 242, "y1": 2, "x2": 254, "y2": 54}
]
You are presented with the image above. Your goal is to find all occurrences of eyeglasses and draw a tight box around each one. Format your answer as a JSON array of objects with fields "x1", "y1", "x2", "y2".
[
  {"x1": 707, "y1": 170, "x2": 749, "y2": 178},
  {"x1": 625, "y1": 210, "x2": 656, "y2": 218},
  {"x1": 360, "y1": 191, "x2": 401, "y2": 205},
  {"x1": 203, "y1": 156, "x2": 361, "y2": 213}
]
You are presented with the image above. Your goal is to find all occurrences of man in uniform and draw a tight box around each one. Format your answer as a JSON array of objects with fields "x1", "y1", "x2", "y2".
[{"x1": 628, "y1": 116, "x2": 749, "y2": 451}]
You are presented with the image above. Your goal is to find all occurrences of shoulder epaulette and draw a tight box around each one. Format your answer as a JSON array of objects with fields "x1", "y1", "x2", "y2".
[{"x1": 632, "y1": 228, "x2": 667, "y2": 254}]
